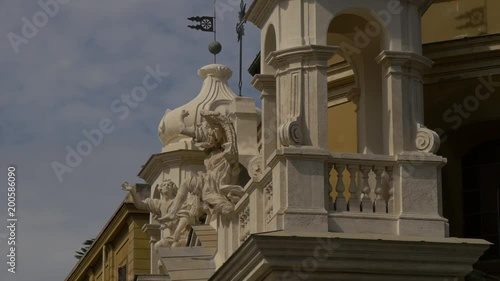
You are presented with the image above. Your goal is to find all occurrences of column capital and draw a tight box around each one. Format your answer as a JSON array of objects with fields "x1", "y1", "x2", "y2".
[
  {"x1": 142, "y1": 223, "x2": 161, "y2": 243},
  {"x1": 251, "y1": 74, "x2": 276, "y2": 92},
  {"x1": 376, "y1": 50, "x2": 433, "y2": 77},
  {"x1": 266, "y1": 45, "x2": 338, "y2": 69}
]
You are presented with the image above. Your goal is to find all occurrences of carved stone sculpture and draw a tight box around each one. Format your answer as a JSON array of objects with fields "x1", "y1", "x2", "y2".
[
  {"x1": 416, "y1": 123, "x2": 440, "y2": 153},
  {"x1": 121, "y1": 179, "x2": 197, "y2": 251},
  {"x1": 163, "y1": 109, "x2": 245, "y2": 223}
]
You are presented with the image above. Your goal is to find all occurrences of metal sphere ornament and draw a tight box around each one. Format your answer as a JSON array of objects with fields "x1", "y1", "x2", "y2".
[{"x1": 208, "y1": 41, "x2": 222, "y2": 55}]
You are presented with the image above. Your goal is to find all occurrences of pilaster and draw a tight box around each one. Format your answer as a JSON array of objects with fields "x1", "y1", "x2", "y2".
[
  {"x1": 376, "y1": 50, "x2": 440, "y2": 155},
  {"x1": 229, "y1": 96, "x2": 259, "y2": 171},
  {"x1": 251, "y1": 74, "x2": 277, "y2": 167},
  {"x1": 268, "y1": 147, "x2": 331, "y2": 232},
  {"x1": 267, "y1": 45, "x2": 338, "y2": 148},
  {"x1": 142, "y1": 224, "x2": 161, "y2": 274}
]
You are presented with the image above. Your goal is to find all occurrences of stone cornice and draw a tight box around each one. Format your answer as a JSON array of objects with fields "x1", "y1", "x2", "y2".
[
  {"x1": 65, "y1": 200, "x2": 149, "y2": 281},
  {"x1": 423, "y1": 34, "x2": 500, "y2": 83},
  {"x1": 251, "y1": 74, "x2": 275, "y2": 92},
  {"x1": 246, "y1": 0, "x2": 280, "y2": 29},
  {"x1": 324, "y1": 35, "x2": 500, "y2": 85},
  {"x1": 376, "y1": 50, "x2": 434, "y2": 77},
  {"x1": 266, "y1": 45, "x2": 339, "y2": 69},
  {"x1": 138, "y1": 150, "x2": 205, "y2": 184},
  {"x1": 268, "y1": 146, "x2": 332, "y2": 168},
  {"x1": 247, "y1": 0, "x2": 434, "y2": 28},
  {"x1": 247, "y1": 0, "x2": 433, "y2": 28},
  {"x1": 209, "y1": 231, "x2": 490, "y2": 281}
]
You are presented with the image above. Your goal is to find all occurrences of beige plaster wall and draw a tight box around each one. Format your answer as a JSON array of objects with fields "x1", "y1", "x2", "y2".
[
  {"x1": 423, "y1": 0, "x2": 500, "y2": 44},
  {"x1": 327, "y1": 101, "x2": 357, "y2": 153}
]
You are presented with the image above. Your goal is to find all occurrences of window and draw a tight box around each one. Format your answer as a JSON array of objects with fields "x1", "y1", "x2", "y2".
[{"x1": 118, "y1": 265, "x2": 127, "y2": 281}]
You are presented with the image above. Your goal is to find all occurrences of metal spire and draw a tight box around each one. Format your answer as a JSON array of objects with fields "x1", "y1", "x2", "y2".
[{"x1": 236, "y1": 0, "x2": 247, "y2": 97}]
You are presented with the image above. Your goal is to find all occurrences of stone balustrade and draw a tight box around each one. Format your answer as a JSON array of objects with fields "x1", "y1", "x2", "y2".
[
  {"x1": 221, "y1": 150, "x2": 448, "y2": 248},
  {"x1": 327, "y1": 152, "x2": 396, "y2": 214}
]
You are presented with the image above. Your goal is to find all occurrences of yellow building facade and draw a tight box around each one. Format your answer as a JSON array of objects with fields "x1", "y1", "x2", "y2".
[{"x1": 65, "y1": 195, "x2": 151, "y2": 281}]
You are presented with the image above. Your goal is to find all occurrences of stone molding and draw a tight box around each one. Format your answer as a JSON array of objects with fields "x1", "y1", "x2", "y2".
[
  {"x1": 210, "y1": 231, "x2": 490, "y2": 281},
  {"x1": 137, "y1": 150, "x2": 205, "y2": 185},
  {"x1": 376, "y1": 50, "x2": 434, "y2": 78},
  {"x1": 251, "y1": 74, "x2": 276, "y2": 92},
  {"x1": 246, "y1": 0, "x2": 280, "y2": 29},
  {"x1": 266, "y1": 45, "x2": 339, "y2": 71}
]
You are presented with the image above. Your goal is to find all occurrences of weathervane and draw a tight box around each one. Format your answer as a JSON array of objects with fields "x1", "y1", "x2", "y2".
[
  {"x1": 187, "y1": 1, "x2": 221, "y2": 63},
  {"x1": 236, "y1": 0, "x2": 246, "y2": 97}
]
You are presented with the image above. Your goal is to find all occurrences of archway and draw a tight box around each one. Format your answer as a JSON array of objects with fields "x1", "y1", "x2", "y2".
[
  {"x1": 262, "y1": 24, "x2": 277, "y2": 75},
  {"x1": 326, "y1": 10, "x2": 388, "y2": 155}
]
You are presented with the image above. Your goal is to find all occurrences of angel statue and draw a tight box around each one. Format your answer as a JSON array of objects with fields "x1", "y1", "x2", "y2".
[
  {"x1": 121, "y1": 179, "x2": 199, "y2": 251},
  {"x1": 162, "y1": 109, "x2": 245, "y2": 223}
]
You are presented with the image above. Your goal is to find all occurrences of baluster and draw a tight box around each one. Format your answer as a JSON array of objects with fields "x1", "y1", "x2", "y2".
[
  {"x1": 386, "y1": 167, "x2": 394, "y2": 213},
  {"x1": 326, "y1": 163, "x2": 335, "y2": 212},
  {"x1": 373, "y1": 166, "x2": 386, "y2": 213},
  {"x1": 334, "y1": 164, "x2": 347, "y2": 211},
  {"x1": 347, "y1": 165, "x2": 360, "y2": 212},
  {"x1": 360, "y1": 166, "x2": 373, "y2": 212}
]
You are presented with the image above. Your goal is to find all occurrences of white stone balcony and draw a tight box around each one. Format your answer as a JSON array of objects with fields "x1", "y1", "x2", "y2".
[{"x1": 215, "y1": 150, "x2": 450, "y2": 263}]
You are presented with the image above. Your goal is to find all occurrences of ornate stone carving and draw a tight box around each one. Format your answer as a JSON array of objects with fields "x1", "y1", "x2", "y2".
[
  {"x1": 239, "y1": 206, "x2": 250, "y2": 243},
  {"x1": 248, "y1": 155, "x2": 263, "y2": 177},
  {"x1": 162, "y1": 110, "x2": 245, "y2": 225},
  {"x1": 416, "y1": 124, "x2": 440, "y2": 153},
  {"x1": 263, "y1": 183, "x2": 273, "y2": 222},
  {"x1": 279, "y1": 119, "x2": 302, "y2": 146},
  {"x1": 157, "y1": 64, "x2": 237, "y2": 147},
  {"x1": 122, "y1": 179, "x2": 195, "y2": 251}
]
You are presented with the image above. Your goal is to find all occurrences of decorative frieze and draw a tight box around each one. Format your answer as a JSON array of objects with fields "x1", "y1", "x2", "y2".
[
  {"x1": 263, "y1": 183, "x2": 273, "y2": 222},
  {"x1": 239, "y1": 206, "x2": 250, "y2": 243}
]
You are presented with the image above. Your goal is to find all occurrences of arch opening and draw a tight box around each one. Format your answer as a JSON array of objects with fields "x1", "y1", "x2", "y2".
[
  {"x1": 262, "y1": 24, "x2": 277, "y2": 75},
  {"x1": 326, "y1": 10, "x2": 388, "y2": 155}
]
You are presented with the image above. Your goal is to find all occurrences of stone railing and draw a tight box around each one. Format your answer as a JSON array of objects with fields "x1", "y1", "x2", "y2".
[
  {"x1": 327, "y1": 152, "x2": 396, "y2": 214},
  {"x1": 215, "y1": 171, "x2": 272, "y2": 266},
  {"x1": 218, "y1": 151, "x2": 448, "y2": 264}
]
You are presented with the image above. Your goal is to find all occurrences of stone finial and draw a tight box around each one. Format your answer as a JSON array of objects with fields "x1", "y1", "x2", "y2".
[{"x1": 158, "y1": 64, "x2": 238, "y2": 147}]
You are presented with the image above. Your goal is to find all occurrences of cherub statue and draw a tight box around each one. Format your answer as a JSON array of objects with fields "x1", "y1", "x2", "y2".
[
  {"x1": 121, "y1": 179, "x2": 199, "y2": 250},
  {"x1": 162, "y1": 110, "x2": 245, "y2": 222}
]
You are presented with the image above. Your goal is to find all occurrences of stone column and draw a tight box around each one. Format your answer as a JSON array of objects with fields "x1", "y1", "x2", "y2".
[
  {"x1": 141, "y1": 224, "x2": 160, "y2": 274},
  {"x1": 229, "y1": 96, "x2": 259, "y2": 171},
  {"x1": 251, "y1": 74, "x2": 276, "y2": 167},
  {"x1": 376, "y1": 51, "x2": 440, "y2": 155},
  {"x1": 264, "y1": 45, "x2": 337, "y2": 232},
  {"x1": 267, "y1": 45, "x2": 338, "y2": 148}
]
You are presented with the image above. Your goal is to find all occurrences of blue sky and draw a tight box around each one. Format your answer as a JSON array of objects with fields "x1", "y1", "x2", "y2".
[{"x1": 0, "y1": 1, "x2": 260, "y2": 280}]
